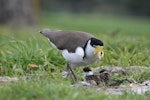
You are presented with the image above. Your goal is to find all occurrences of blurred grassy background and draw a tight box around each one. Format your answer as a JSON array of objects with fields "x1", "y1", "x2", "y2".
[{"x1": 0, "y1": 0, "x2": 150, "y2": 99}]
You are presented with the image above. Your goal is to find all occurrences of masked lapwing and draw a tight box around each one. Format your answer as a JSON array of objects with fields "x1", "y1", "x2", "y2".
[
  {"x1": 82, "y1": 67, "x2": 94, "y2": 82},
  {"x1": 82, "y1": 67, "x2": 100, "y2": 85},
  {"x1": 82, "y1": 67, "x2": 111, "y2": 85},
  {"x1": 40, "y1": 29, "x2": 104, "y2": 83}
]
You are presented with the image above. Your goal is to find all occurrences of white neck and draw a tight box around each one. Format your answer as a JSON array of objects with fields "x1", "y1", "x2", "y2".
[{"x1": 85, "y1": 40, "x2": 95, "y2": 57}]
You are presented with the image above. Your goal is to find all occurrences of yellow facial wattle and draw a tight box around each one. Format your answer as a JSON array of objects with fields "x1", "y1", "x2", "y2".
[{"x1": 94, "y1": 45, "x2": 103, "y2": 59}]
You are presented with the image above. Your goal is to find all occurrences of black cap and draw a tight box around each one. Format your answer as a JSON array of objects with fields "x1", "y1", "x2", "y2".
[
  {"x1": 83, "y1": 67, "x2": 92, "y2": 72},
  {"x1": 90, "y1": 38, "x2": 104, "y2": 46}
]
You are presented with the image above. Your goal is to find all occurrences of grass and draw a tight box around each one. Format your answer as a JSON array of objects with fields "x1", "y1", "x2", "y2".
[
  {"x1": 0, "y1": 13, "x2": 150, "y2": 100},
  {"x1": 0, "y1": 78, "x2": 150, "y2": 100}
]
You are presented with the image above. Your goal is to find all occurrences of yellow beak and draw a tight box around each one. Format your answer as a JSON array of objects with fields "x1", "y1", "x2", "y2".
[{"x1": 94, "y1": 45, "x2": 103, "y2": 59}]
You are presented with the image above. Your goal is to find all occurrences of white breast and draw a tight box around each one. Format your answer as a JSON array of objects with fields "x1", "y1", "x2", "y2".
[{"x1": 61, "y1": 47, "x2": 84, "y2": 65}]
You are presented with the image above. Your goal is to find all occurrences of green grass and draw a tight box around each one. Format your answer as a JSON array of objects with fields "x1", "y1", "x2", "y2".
[
  {"x1": 0, "y1": 13, "x2": 150, "y2": 100},
  {"x1": 1, "y1": 77, "x2": 149, "y2": 100},
  {"x1": 0, "y1": 77, "x2": 150, "y2": 100}
]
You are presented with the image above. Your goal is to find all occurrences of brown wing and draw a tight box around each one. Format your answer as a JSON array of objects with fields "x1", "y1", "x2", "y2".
[{"x1": 41, "y1": 29, "x2": 94, "y2": 52}]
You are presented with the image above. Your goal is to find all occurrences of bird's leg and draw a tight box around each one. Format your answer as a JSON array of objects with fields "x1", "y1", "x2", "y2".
[{"x1": 66, "y1": 62, "x2": 77, "y2": 83}]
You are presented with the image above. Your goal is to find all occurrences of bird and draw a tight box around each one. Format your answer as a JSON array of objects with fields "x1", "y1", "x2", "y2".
[
  {"x1": 40, "y1": 29, "x2": 104, "y2": 83},
  {"x1": 98, "y1": 69, "x2": 111, "y2": 85},
  {"x1": 82, "y1": 67, "x2": 94, "y2": 82},
  {"x1": 82, "y1": 67, "x2": 111, "y2": 85},
  {"x1": 82, "y1": 67, "x2": 100, "y2": 85}
]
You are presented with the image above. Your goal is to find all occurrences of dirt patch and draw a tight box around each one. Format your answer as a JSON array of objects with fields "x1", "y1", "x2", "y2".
[
  {"x1": 0, "y1": 76, "x2": 19, "y2": 83},
  {"x1": 73, "y1": 66, "x2": 150, "y2": 94}
]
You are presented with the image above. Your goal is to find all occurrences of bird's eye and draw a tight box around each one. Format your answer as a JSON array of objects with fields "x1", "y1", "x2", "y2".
[{"x1": 101, "y1": 51, "x2": 103, "y2": 55}]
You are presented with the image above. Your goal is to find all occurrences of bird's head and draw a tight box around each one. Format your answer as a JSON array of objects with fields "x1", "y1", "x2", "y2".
[
  {"x1": 82, "y1": 67, "x2": 93, "y2": 76},
  {"x1": 90, "y1": 38, "x2": 104, "y2": 59}
]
